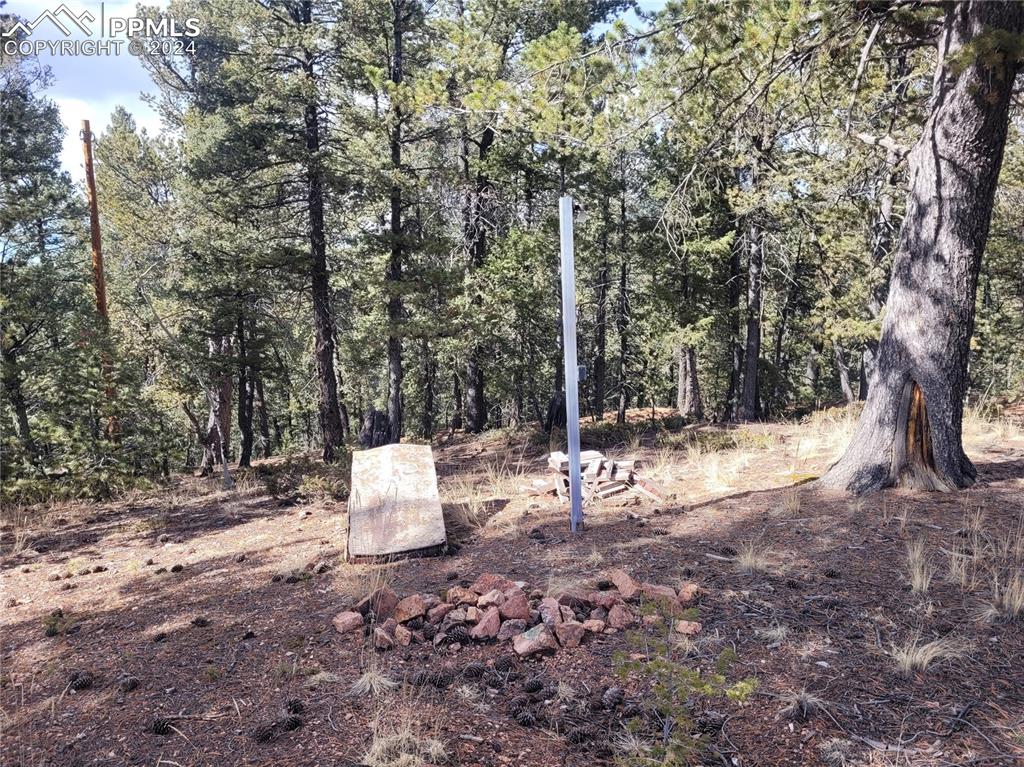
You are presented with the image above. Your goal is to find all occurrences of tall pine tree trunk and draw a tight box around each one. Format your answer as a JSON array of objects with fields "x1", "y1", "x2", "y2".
[
  {"x1": 198, "y1": 336, "x2": 233, "y2": 476},
  {"x1": 420, "y1": 337, "x2": 435, "y2": 438},
  {"x1": 462, "y1": 127, "x2": 493, "y2": 433},
  {"x1": 737, "y1": 218, "x2": 762, "y2": 421},
  {"x1": 820, "y1": 0, "x2": 1023, "y2": 493},
  {"x1": 676, "y1": 345, "x2": 704, "y2": 421},
  {"x1": 236, "y1": 316, "x2": 254, "y2": 468},
  {"x1": 615, "y1": 188, "x2": 629, "y2": 424},
  {"x1": 725, "y1": 234, "x2": 743, "y2": 420},
  {"x1": 1, "y1": 345, "x2": 33, "y2": 455},
  {"x1": 300, "y1": 1, "x2": 346, "y2": 463},
  {"x1": 593, "y1": 192, "x2": 610, "y2": 421},
  {"x1": 386, "y1": 0, "x2": 406, "y2": 444},
  {"x1": 254, "y1": 374, "x2": 271, "y2": 458}
]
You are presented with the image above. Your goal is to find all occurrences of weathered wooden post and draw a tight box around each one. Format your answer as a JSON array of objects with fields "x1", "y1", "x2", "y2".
[{"x1": 559, "y1": 196, "x2": 583, "y2": 533}]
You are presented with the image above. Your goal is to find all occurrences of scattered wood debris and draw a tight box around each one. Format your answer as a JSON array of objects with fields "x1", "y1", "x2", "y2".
[{"x1": 547, "y1": 450, "x2": 666, "y2": 503}]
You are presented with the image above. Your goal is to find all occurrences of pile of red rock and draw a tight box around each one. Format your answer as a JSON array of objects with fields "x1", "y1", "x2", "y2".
[{"x1": 331, "y1": 568, "x2": 703, "y2": 657}]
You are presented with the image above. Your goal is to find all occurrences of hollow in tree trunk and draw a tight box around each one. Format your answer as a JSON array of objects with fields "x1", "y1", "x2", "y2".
[{"x1": 819, "y1": 0, "x2": 1023, "y2": 493}]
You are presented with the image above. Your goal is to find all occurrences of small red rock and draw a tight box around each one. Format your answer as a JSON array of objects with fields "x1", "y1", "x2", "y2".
[
  {"x1": 538, "y1": 597, "x2": 564, "y2": 628},
  {"x1": 356, "y1": 586, "x2": 400, "y2": 619},
  {"x1": 497, "y1": 618, "x2": 527, "y2": 641},
  {"x1": 469, "y1": 606, "x2": 501, "y2": 640},
  {"x1": 331, "y1": 611, "x2": 364, "y2": 635},
  {"x1": 512, "y1": 624, "x2": 559, "y2": 656},
  {"x1": 582, "y1": 619, "x2": 606, "y2": 633},
  {"x1": 469, "y1": 572, "x2": 516, "y2": 595},
  {"x1": 608, "y1": 569, "x2": 641, "y2": 600},
  {"x1": 674, "y1": 619, "x2": 703, "y2": 636},
  {"x1": 499, "y1": 591, "x2": 530, "y2": 621},
  {"x1": 428, "y1": 603, "x2": 455, "y2": 623},
  {"x1": 395, "y1": 624, "x2": 413, "y2": 646},
  {"x1": 555, "y1": 620, "x2": 586, "y2": 648},
  {"x1": 477, "y1": 589, "x2": 506, "y2": 608},
  {"x1": 677, "y1": 582, "x2": 704, "y2": 605},
  {"x1": 641, "y1": 583, "x2": 677, "y2": 601},
  {"x1": 446, "y1": 586, "x2": 478, "y2": 606},
  {"x1": 607, "y1": 604, "x2": 635, "y2": 630},
  {"x1": 394, "y1": 594, "x2": 428, "y2": 623}
]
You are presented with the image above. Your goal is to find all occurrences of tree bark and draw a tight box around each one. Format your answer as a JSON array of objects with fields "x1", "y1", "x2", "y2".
[
  {"x1": 1, "y1": 344, "x2": 33, "y2": 454},
  {"x1": 450, "y1": 371, "x2": 463, "y2": 430},
  {"x1": 198, "y1": 336, "x2": 233, "y2": 477},
  {"x1": 420, "y1": 337, "x2": 435, "y2": 438},
  {"x1": 236, "y1": 316, "x2": 254, "y2": 468},
  {"x1": 737, "y1": 217, "x2": 762, "y2": 421},
  {"x1": 254, "y1": 374, "x2": 271, "y2": 458},
  {"x1": 819, "y1": 0, "x2": 1023, "y2": 493},
  {"x1": 386, "y1": 0, "x2": 406, "y2": 444},
  {"x1": 676, "y1": 345, "x2": 704, "y2": 421},
  {"x1": 462, "y1": 126, "x2": 494, "y2": 434},
  {"x1": 593, "y1": 192, "x2": 610, "y2": 421},
  {"x1": 615, "y1": 188, "x2": 629, "y2": 424},
  {"x1": 299, "y1": 0, "x2": 347, "y2": 463},
  {"x1": 833, "y1": 340, "x2": 855, "y2": 405},
  {"x1": 724, "y1": 233, "x2": 744, "y2": 420}
]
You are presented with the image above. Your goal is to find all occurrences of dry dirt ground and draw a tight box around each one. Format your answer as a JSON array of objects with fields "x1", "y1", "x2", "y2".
[{"x1": 2, "y1": 408, "x2": 1023, "y2": 767}]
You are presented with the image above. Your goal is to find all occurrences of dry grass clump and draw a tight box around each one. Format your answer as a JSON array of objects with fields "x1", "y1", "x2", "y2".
[
  {"x1": 735, "y1": 540, "x2": 774, "y2": 574},
  {"x1": 362, "y1": 711, "x2": 447, "y2": 767},
  {"x1": 350, "y1": 666, "x2": 399, "y2": 697},
  {"x1": 906, "y1": 538, "x2": 933, "y2": 593},
  {"x1": 779, "y1": 689, "x2": 829, "y2": 720},
  {"x1": 976, "y1": 571, "x2": 1024, "y2": 622},
  {"x1": 889, "y1": 633, "x2": 973, "y2": 675},
  {"x1": 755, "y1": 623, "x2": 790, "y2": 647}
]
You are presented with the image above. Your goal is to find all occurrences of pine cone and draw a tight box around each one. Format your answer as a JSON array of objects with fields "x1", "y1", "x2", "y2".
[
  {"x1": 117, "y1": 674, "x2": 139, "y2": 693},
  {"x1": 522, "y1": 677, "x2": 544, "y2": 694},
  {"x1": 151, "y1": 718, "x2": 173, "y2": 735},
  {"x1": 508, "y1": 694, "x2": 530, "y2": 713},
  {"x1": 285, "y1": 699, "x2": 304, "y2": 715},
  {"x1": 421, "y1": 623, "x2": 437, "y2": 641},
  {"x1": 566, "y1": 726, "x2": 591, "y2": 744},
  {"x1": 281, "y1": 714, "x2": 303, "y2": 731},
  {"x1": 68, "y1": 671, "x2": 94, "y2": 691},
  {"x1": 463, "y1": 661, "x2": 486, "y2": 679},
  {"x1": 445, "y1": 625, "x2": 470, "y2": 645},
  {"x1": 602, "y1": 686, "x2": 624, "y2": 710},
  {"x1": 484, "y1": 670, "x2": 506, "y2": 689},
  {"x1": 493, "y1": 655, "x2": 517, "y2": 673},
  {"x1": 621, "y1": 701, "x2": 643, "y2": 719},
  {"x1": 252, "y1": 722, "x2": 278, "y2": 743},
  {"x1": 191, "y1": 616, "x2": 210, "y2": 627},
  {"x1": 407, "y1": 670, "x2": 430, "y2": 687},
  {"x1": 513, "y1": 708, "x2": 537, "y2": 727},
  {"x1": 428, "y1": 669, "x2": 453, "y2": 688}
]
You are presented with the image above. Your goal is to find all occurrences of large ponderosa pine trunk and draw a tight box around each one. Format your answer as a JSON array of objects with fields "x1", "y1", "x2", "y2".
[
  {"x1": 820, "y1": 1, "x2": 1023, "y2": 493},
  {"x1": 298, "y1": 0, "x2": 347, "y2": 463},
  {"x1": 385, "y1": 0, "x2": 406, "y2": 444},
  {"x1": 462, "y1": 126, "x2": 494, "y2": 433}
]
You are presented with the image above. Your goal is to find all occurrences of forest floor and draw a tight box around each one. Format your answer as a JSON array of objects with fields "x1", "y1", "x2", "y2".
[{"x1": 2, "y1": 407, "x2": 1024, "y2": 767}]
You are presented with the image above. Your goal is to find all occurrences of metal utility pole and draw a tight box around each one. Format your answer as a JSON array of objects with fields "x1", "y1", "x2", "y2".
[
  {"x1": 559, "y1": 196, "x2": 583, "y2": 533},
  {"x1": 81, "y1": 120, "x2": 118, "y2": 437}
]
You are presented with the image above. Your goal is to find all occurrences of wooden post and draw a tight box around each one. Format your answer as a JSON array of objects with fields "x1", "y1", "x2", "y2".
[
  {"x1": 559, "y1": 196, "x2": 583, "y2": 533},
  {"x1": 82, "y1": 120, "x2": 108, "y2": 322},
  {"x1": 81, "y1": 120, "x2": 118, "y2": 437}
]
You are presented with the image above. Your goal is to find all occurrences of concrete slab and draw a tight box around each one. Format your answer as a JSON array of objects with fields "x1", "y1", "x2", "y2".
[{"x1": 347, "y1": 443, "x2": 447, "y2": 562}]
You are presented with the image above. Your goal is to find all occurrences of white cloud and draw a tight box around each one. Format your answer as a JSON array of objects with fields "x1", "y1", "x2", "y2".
[{"x1": 54, "y1": 95, "x2": 162, "y2": 183}]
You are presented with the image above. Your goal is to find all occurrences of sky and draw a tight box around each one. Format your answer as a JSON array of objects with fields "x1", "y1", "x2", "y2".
[
  {"x1": 7, "y1": 0, "x2": 165, "y2": 182},
  {"x1": 7, "y1": 0, "x2": 666, "y2": 183}
]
